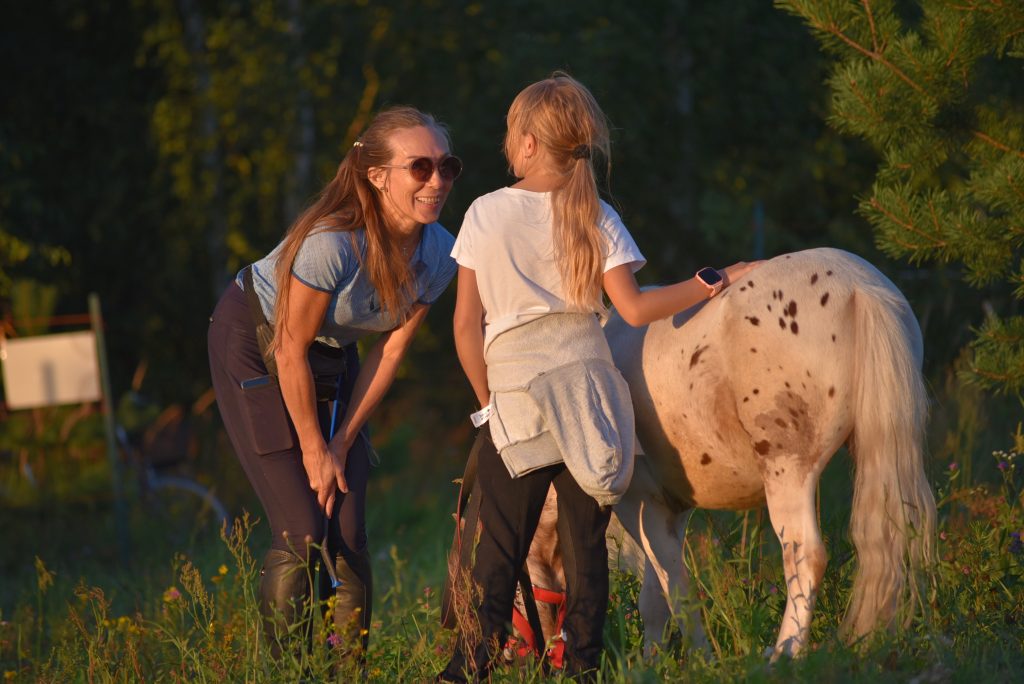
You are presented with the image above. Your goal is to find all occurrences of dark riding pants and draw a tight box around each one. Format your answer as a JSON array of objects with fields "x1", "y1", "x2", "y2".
[
  {"x1": 207, "y1": 282, "x2": 369, "y2": 559},
  {"x1": 445, "y1": 431, "x2": 611, "y2": 679}
]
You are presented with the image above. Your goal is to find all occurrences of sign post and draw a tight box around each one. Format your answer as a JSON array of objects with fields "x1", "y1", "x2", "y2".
[
  {"x1": 89, "y1": 293, "x2": 129, "y2": 561},
  {"x1": 0, "y1": 294, "x2": 129, "y2": 561}
]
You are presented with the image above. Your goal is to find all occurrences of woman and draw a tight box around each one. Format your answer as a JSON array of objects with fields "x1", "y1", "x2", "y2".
[
  {"x1": 438, "y1": 74, "x2": 758, "y2": 681},
  {"x1": 208, "y1": 106, "x2": 462, "y2": 658}
]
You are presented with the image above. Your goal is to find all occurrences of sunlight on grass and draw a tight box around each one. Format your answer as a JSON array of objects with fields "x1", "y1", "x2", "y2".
[{"x1": 0, "y1": 445, "x2": 1021, "y2": 681}]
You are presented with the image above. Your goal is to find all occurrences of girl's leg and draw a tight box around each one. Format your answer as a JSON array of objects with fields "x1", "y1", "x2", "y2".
[
  {"x1": 551, "y1": 467, "x2": 612, "y2": 677},
  {"x1": 440, "y1": 433, "x2": 554, "y2": 681}
]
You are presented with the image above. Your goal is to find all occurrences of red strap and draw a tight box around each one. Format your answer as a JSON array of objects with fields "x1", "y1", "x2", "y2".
[
  {"x1": 510, "y1": 602, "x2": 536, "y2": 651},
  {"x1": 532, "y1": 586, "x2": 566, "y2": 605},
  {"x1": 505, "y1": 588, "x2": 569, "y2": 668}
]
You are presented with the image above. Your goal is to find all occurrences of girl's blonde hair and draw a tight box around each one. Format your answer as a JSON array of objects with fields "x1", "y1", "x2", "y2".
[
  {"x1": 270, "y1": 106, "x2": 450, "y2": 353},
  {"x1": 504, "y1": 73, "x2": 611, "y2": 311}
]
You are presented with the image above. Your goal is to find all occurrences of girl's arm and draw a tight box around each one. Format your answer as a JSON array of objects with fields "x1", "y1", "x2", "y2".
[
  {"x1": 329, "y1": 302, "x2": 431, "y2": 492},
  {"x1": 274, "y1": 276, "x2": 341, "y2": 516},
  {"x1": 452, "y1": 266, "x2": 489, "y2": 408},
  {"x1": 603, "y1": 261, "x2": 762, "y2": 327}
]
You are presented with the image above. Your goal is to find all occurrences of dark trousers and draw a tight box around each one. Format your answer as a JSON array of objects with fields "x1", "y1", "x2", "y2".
[
  {"x1": 207, "y1": 282, "x2": 368, "y2": 559},
  {"x1": 445, "y1": 432, "x2": 612, "y2": 680}
]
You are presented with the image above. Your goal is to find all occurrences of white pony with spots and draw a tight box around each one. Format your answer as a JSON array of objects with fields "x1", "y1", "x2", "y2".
[
  {"x1": 605, "y1": 247, "x2": 936, "y2": 657},
  {"x1": 519, "y1": 247, "x2": 936, "y2": 659}
]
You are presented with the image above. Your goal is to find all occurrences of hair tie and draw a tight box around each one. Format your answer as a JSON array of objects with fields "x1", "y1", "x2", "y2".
[{"x1": 571, "y1": 144, "x2": 591, "y2": 160}]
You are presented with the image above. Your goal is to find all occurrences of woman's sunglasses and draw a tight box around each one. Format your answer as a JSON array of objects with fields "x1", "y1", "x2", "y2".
[{"x1": 380, "y1": 155, "x2": 463, "y2": 183}]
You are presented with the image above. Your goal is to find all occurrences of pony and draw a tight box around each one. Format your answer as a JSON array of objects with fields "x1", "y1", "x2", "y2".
[{"x1": 522, "y1": 247, "x2": 937, "y2": 659}]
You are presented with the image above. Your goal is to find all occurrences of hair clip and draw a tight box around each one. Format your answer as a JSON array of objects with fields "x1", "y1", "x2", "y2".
[{"x1": 352, "y1": 141, "x2": 364, "y2": 148}]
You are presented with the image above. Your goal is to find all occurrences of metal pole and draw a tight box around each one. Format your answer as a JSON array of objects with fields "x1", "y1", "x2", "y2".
[
  {"x1": 89, "y1": 293, "x2": 129, "y2": 562},
  {"x1": 753, "y1": 200, "x2": 765, "y2": 260}
]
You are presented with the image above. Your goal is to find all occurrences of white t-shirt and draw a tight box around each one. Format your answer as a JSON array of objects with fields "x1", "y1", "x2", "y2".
[{"x1": 452, "y1": 187, "x2": 645, "y2": 352}]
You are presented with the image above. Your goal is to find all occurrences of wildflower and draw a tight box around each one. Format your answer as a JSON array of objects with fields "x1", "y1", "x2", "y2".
[
  {"x1": 948, "y1": 462, "x2": 958, "y2": 471},
  {"x1": 5, "y1": 671, "x2": 16, "y2": 681},
  {"x1": 211, "y1": 564, "x2": 229, "y2": 583},
  {"x1": 962, "y1": 566, "x2": 971, "y2": 576},
  {"x1": 327, "y1": 632, "x2": 342, "y2": 648},
  {"x1": 423, "y1": 585, "x2": 433, "y2": 599},
  {"x1": 1010, "y1": 532, "x2": 1023, "y2": 555},
  {"x1": 163, "y1": 587, "x2": 182, "y2": 603},
  {"x1": 35, "y1": 557, "x2": 55, "y2": 593},
  {"x1": 998, "y1": 461, "x2": 1009, "y2": 472},
  {"x1": 939, "y1": 531, "x2": 948, "y2": 541}
]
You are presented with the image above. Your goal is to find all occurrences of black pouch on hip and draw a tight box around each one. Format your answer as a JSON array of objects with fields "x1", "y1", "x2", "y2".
[
  {"x1": 242, "y1": 265, "x2": 279, "y2": 376},
  {"x1": 239, "y1": 374, "x2": 295, "y2": 454}
]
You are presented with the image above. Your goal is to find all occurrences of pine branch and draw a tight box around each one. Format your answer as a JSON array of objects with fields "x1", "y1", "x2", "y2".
[
  {"x1": 865, "y1": 190, "x2": 948, "y2": 252},
  {"x1": 972, "y1": 130, "x2": 1024, "y2": 161},
  {"x1": 966, "y1": 314, "x2": 1024, "y2": 397},
  {"x1": 862, "y1": 0, "x2": 882, "y2": 53},
  {"x1": 816, "y1": 17, "x2": 926, "y2": 94}
]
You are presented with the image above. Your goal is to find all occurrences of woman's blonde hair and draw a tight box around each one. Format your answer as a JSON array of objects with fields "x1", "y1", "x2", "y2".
[
  {"x1": 269, "y1": 106, "x2": 450, "y2": 352},
  {"x1": 504, "y1": 73, "x2": 611, "y2": 311}
]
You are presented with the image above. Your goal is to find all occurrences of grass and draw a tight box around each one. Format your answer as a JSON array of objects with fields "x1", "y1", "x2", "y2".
[{"x1": 1, "y1": 406, "x2": 1023, "y2": 682}]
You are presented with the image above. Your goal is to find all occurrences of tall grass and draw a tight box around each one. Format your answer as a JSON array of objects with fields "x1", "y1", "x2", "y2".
[{"x1": 1, "y1": 382, "x2": 1022, "y2": 681}]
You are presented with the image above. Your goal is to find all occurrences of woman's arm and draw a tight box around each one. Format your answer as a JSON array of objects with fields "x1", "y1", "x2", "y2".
[
  {"x1": 329, "y1": 302, "x2": 431, "y2": 492},
  {"x1": 603, "y1": 261, "x2": 763, "y2": 327},
  {"x1": 452, "y1": 266, "x2": 490, "y2": 408},
  {"x1": 274, "y1": 276, "x2": 340, "y2": 515}
]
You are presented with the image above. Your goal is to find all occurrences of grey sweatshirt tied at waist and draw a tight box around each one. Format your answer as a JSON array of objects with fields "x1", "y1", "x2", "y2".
[{"x1": 485, "y1": 312, "x2": 637, "y2": 506}]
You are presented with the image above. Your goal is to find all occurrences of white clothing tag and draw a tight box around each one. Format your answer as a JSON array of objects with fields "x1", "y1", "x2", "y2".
[{"x1": 470, "y1": 404, "x2": 492, "y2": 428}]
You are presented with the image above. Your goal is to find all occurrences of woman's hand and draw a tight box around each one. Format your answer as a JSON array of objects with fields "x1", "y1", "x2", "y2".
[
  {"x1": 327, "y1": 434, "x2": 355, "y2": 495},
  {"x1": 302, "y1": 441, "x2": 344, "y2": 516}
]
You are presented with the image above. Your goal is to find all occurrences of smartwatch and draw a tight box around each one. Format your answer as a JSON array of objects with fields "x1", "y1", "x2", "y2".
[{"x1": 695, "y1": 267, "x2": 724, "y2": 297}]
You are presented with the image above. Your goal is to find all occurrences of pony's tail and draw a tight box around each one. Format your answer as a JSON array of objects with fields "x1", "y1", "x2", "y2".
[{"x1": 843, "y1": 281, "x2": 936, "y2": 641}]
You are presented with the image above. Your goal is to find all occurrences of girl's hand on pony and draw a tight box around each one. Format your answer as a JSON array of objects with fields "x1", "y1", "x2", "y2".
[{"x1": 722, "y1": 260, "x2": 765, "y2": 286}]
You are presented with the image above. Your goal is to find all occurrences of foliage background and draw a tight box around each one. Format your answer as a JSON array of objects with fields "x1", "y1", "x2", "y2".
[{"x1": 1, "y1": 0, "x2": 1022, "y2": 680}]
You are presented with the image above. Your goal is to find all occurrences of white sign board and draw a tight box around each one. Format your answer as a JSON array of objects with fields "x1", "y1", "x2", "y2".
[{"x1": 1, "y1": 331, "x2": 102, "y2": 409}]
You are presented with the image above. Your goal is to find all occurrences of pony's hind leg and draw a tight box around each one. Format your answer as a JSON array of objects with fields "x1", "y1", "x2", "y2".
[
  {"x1": 763, "y1": 464, "x2": 827, "y2": 659},
  {"x1": 616, "y1": 486, "x2": 707, "y2": 656}
]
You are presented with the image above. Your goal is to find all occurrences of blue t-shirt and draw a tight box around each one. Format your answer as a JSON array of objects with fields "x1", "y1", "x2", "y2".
[{"x1": 238, "y1": 222, "x2": 456, "y2": 347}]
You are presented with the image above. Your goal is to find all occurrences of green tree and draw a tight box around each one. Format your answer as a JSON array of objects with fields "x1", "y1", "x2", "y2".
[{"x1": 777, "y1": 0, "x2": 1024, "y2": 395}]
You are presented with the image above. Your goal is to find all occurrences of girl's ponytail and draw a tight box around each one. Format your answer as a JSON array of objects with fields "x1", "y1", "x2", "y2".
[
  {"x1": 506, "y1": 73, "x2": 612, "y2": 312},
  {"x1": 552, "y1": 144, "x2": 604, "y2": 312}
]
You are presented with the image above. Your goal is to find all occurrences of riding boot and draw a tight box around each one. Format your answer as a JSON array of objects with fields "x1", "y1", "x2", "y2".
[
  {"x1": 320, "y1": 548, "x2": 374, "y2": 656},
  {"x1": 437, "y1": 636, "x2": 499, "y2": 683},
  {"x1": 259, "y1": 548, "x2": 314, "y2": 660}
]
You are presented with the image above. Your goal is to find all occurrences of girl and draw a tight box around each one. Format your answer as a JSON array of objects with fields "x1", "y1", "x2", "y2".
[{"x1": 439, "y1": 75, "x2": 758, "y2": 681}]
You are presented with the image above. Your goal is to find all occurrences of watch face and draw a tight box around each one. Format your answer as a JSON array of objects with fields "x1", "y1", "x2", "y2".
[{"x1": 698, "y1": 267, "x2": 722, "y2": 286}]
